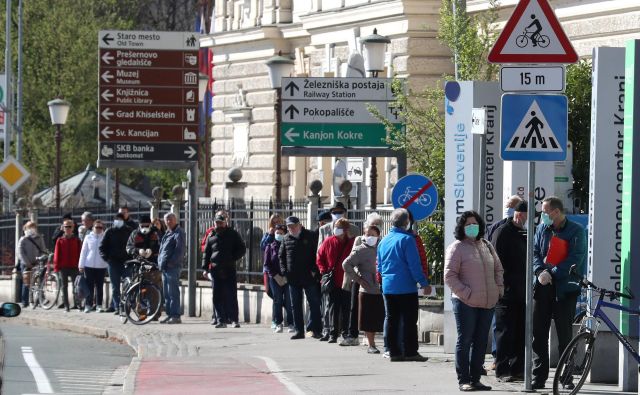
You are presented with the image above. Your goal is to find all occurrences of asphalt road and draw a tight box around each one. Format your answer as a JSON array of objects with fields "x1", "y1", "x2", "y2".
[{"x1": 0, "y1": 322, "x2": 134, "y2": 395}]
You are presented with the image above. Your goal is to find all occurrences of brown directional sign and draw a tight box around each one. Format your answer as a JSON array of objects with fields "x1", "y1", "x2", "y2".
[{"x1": 97, "y1": 30, "x2": 200, "y2": 168}]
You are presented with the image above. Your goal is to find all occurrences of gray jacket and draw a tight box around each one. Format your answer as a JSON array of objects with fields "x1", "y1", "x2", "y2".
[
  {"x1": 342, "y1": 242, "x2": 380, "y2": 294},
  {"x1": 18, "y1": 234, "x2": 46, "y2": 270}
]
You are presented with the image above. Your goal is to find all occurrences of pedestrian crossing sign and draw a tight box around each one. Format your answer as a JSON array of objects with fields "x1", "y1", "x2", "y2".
[{"x1": 500, "y1": 94, "x2": 567, "y2": 161}]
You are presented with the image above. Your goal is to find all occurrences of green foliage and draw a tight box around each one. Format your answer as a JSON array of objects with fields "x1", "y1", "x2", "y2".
[{"x1": 565, "y1": 59, "x2": 592, "y2": 212}]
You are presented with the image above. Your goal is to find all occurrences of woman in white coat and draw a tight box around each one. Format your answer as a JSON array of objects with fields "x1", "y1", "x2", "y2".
[{"x1": 78, "y1": 219, "x2": 108, "y2": 313}]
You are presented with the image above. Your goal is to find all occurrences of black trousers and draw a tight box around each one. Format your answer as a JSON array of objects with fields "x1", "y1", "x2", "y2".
[
  {"x1": 348, "y1": 282, "x2": 360, "y2": 338},
  {"x1": 532, "y1": 283, "x2": 578, "y2": 384},
  {"x1": 494, "y1": 296, "x2": 525, "y2": 377},
  {"x1": 326, "y1": 288, "x2": 350, "y2": 338},
  {"x1": 59, "y1": 268, "x2": 79, "y2": 308},
  {"x1": 383, "y1": 293, "x2": 419, "y2": 357}
]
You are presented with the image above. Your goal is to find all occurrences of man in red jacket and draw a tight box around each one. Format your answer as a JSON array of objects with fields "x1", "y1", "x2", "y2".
[{"x1": 54, "y1": 219, "x2": 82, "y2": 312}]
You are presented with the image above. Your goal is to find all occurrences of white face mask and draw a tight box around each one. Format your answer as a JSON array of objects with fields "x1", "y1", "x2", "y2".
[
  {"x1": 365, "y1": 236, "x2": 378, "y2": 246},
  {"x1": 140, "y1": 226, "x2": 151, "y2": 234},
  {"x1": 25, "y1": 229, "x2": 36, "y2": 237},
  {"x1": 334, "y1": 228, "x2": 344, "y2": 237},
  {"x1": 113, "y1": 220, "x2": 124, "y2": 228},
  {"x1": 331, "y1": 213, "x2": 344, "y2": 222},
  {"x1": 505, "y1": 207, "x2": 515, "y2": 218}
]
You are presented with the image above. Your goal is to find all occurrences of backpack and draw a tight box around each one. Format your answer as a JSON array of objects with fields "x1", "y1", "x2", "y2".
[{"x1": 74, "y1": 274, "x2": 90, "y2": 301}]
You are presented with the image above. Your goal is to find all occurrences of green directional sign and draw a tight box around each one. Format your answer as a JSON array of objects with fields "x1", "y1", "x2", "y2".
[{"x1": 281, "y1": 122, "x2": 398, "y2": 147}]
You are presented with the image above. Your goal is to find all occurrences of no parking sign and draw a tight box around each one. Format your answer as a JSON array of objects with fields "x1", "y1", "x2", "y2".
[{"x1": 391, "y1": 174, "x2": 438, "y2": 221}]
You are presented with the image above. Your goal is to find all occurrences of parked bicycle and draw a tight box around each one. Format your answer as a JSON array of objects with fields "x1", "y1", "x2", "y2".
[
  {"x1": 553, "y1": 265, "x2": 639, "y2": 394},
  {"x1": 30, "y1": 253, "x2": 59, "y2": 310},
  {"x1": 118, "y1": 255, "x2": 162, "y2": 325}
]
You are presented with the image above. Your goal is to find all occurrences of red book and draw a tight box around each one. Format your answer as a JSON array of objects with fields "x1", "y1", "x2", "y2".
[{"x1": 546, "y1": 236, "x2": 569, "y2": 266}]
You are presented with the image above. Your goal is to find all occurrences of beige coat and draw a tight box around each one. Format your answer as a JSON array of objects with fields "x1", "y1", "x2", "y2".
[{"x1": 444, "y1": 238, "x2": 504, "y2": 309}]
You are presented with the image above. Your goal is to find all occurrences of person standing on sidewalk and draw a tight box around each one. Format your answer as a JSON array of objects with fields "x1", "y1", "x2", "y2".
[
  {"x1": 78, "y1": 211, "x2": 95, "y2": 242},
  {"x1": 78, "y1": 219, "x2": 108, "y2": 313},
  {"x1": 18, "y1": 221, "x2": 46, "y2": 307},
  {"x1": 491, "y1": 200, "x2": 528, "y2": 382},
  {"x1": 445, "y1": 210, "x2": 504, "y2": 392},
  {"x1": 99, "y1": 213, "x2": 133, "y2": 314},
  {"x1": 279, "y1": 216, "x2": 322, "y2": 340},
  {"x1": 316, "y1": 218, "x2": 355, "y2": 343},
  {"x1": 202, "y1": 211, "x2": 246, "y2": 328},
  {"x1": 158, "y1": 212, "x2": 186, "y2": 324},
  {"x1": 54, "y1": 219, "x2": 82, "y2": 312},
  {"x1": 119, "y1": 206, "x2": 138, "y2": 231},
  {"x1": 263, "y1": 224, "x2": 293, "y2": 333},
  {"x1": 377, "y1": 208, "x2": 430, "y2": 363},
  {"x1": 531, "y1": 197, "x2": 586, "y2": 390}
]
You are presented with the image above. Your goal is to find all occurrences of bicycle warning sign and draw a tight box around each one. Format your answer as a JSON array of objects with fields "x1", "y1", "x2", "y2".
[
  {"x1": 391, "y1": 174, "x2": 439, "y2": 221},
  {"x1": 488, "y1": 0, "x2": 577, "y2": 64}
]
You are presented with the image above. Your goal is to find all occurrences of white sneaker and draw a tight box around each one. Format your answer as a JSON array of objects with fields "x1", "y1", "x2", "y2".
[
  {"x1": 96, "y1": 307, "x2": 105, "y2": 313},
  {"x1": 271, "y1": 321, "x2": 277, "y2": 329},
  {"x1": 84, "y1": 306, "x2": 91, "y2": 313},
  {"x1": 287, "y1": 326, "x2": 296, "y2": 333},
  {"x1": 274, "y1": 325, "x2": 283, "y2": 333},
  {"x1": 339, "y1": 337, "x2": 360, "y2": 346}
]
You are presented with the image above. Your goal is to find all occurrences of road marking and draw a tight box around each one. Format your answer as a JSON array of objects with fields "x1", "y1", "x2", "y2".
[
  {"x1": 256, "y1": 356, "x2": 305, "y2": 395},
  {"x1": 21, "y1": 346, "x2": 53, "y2": 394}
]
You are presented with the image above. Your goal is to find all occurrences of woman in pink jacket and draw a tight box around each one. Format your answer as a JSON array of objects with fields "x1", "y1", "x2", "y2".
[{"x1": 445, "y1": 211, "x2": 504, "y2": 392}]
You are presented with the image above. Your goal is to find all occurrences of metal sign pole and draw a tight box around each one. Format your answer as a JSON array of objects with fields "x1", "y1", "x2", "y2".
[
  {"x1": 524, "y1": 161, "x2": 536, "y2": 391},
  {"x1": 187, "y1": 164, "x2": 198, "y2": 317}
]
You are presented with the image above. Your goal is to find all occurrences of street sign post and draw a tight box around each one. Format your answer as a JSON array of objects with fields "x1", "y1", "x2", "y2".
[
  {"x1": 98, "y1": 30, "x2": 200, "y2": 168},
  {"x1": 391, "y1": 174, "x2": 438, "y2": 221},
  {"x1": 500, "y1": 66, "x2": 565, "y2": 92}
]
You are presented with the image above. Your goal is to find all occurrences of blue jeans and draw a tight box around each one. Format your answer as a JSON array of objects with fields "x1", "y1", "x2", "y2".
[
  {"x1": 107, "y1": 263, "x2": 127, "y2": 309},
  {"x1": 212, "y1": 270, "x2": 239, "y2": 323},
  {"x1": 162, "y1": 267, "x2": 181, "y2": 318},
  {"x1": 452, "y1": 298, "x2": 495, "y2": 384},
  {"x1": 289, "y1": 283, "x2": 322, "y2": 335},
  {"x1": 269, "y1": 277, "x2": 292, "y2": 326}
]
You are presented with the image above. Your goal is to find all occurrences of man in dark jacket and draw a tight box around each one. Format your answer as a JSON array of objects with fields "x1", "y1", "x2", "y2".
[
  {"x1": 279, "y1": 216, "x2": 322, "y2": 339},
  {"x1": 119, "y1": 206, "x2": 138, "y2": 231},
  {"x1": 158, "y1": 212, "x2": 186, "y2": 324},
  {"x1": 126, "y1": 215, "x2": 162, "y2": 319},
  {"x1": 99, "y1": 213, "x2": 132, "y2": 313},
  {"x1": 202, "y1": 212, "x2": 246, "y2": 328},
  {"x1": 491, "y1": 200, "x2": 528, "y2": 382}
]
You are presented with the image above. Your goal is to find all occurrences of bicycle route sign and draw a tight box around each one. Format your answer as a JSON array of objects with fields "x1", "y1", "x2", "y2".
[
  {"x1": 488, "y1": 0, "x2": 578, "y2": 64},
  {"x1": 97, "y1": 30, "x2": 200, "y2": 169},
  {"x1": 500, "y1": 93, "x2": 567, "y2": 161},
  {"x1": 391, "y1": 174, "x2": 438, "y2": 221}
]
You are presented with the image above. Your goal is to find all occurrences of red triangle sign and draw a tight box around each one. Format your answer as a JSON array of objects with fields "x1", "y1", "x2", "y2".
[{"x1": 488, "y1": 0, "x2": 578, "y2": 63}]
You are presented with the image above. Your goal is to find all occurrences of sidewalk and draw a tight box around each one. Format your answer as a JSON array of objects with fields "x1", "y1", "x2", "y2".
[{"x1": 14, "y1": 308, "x2": 636, "y2": 395}]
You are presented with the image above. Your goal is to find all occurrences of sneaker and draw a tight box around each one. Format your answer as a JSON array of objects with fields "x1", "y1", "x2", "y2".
[
  {"x1": 459, "y1": 383, "x2": 474, "y2": 392},
  {"x1": 96, "y1": 307, "x2": 105, "y2": 313},
  {"x1": 210, "y1": 319, "x2": 218, "y2": 326},
  {"x1": 383, "y1": 351, "x2": 390, "y2": 359},
  {"x1": 271, "y1": 321, "x2": 277, "y2": 329},
  {"x1": 404, "y1": 353, "x2": 428, "y2": 362},
  {"x1": 167, "y1": 317, "x2": 182, "y2": 324},
  {"x1": 64, "y1": 307, "x2": 70, "y2": 313},
  {"x1": 287, "y1": 326, "x2": 296, "y2": 333},
  {"x1": 339, "y1": 337, "x2": 360, "y2": 346},
  {"x1": 367, "y1": 346, "x2": 380, "y2": 354},
  {"x1": 531, "y1": 381, "x2": 545, "y2": 390},
  {"x1": 312, "y1": 332, "x2": 323, "y2": 339},
  {"x1": 306, "y1": 331, "x2": 314, "y2": 338},
  {"x1": 105, "y1": 307, "x2": 115, "y2": 313},
  {"x1": 319, "y1": 333, "x2": 330, "y2": 341},
  {"x1": 274, "y1": 325, "x2": 283, "y2": 333},
  {"x1": 232, "y1": 322, "x2": 241, "y2": 328},
  {"x1": 496, "y1": 375, "x2": 513, "y2": 383},
  {"x1": 214, "y1": 322, "x2": 227, "y2": 328},
  {"x1": 290, "y1": 332, "x2": 304, "y2": 340},
  {"x1": 159, "y1": 316, "x2": 171, "y2": 324},
  {"x1": 470, "y1": 382, "x2": 492, "y2": 391},
  {"x1": 328, "y1": 336, "x2": 338, "y2": 343},
  {"x1": 84, "y1": 306, "x2": 91, "y2": 313},
  {"x1": 58, "y1": 303, "x2": 65, "y2": 309}
]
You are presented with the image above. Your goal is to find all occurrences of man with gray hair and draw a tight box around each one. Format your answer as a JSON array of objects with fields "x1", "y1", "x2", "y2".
[
  {"x1": 486, "y1": 195, "x2": 523, "y2": 242},
  {"x1": 158, "y1": 212, "x2": 186, "y2": 324},
  {"x1": 376, "y1": 208, "x2": 430, "y2": 362},
  {"x1": 79, "y1": 211, "x2": 94, "y2": 242}
]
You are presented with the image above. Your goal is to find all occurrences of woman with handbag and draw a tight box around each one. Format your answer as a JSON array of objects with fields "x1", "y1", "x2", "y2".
[{"x1": 316, "y1": 218, "x2": 354, "y2": 343}]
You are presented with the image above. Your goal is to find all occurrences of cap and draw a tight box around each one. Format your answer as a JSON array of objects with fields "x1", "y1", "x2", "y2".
[
  {"x1": 275, "y1": 224, "x2": 287, "y2": 231},
  {"x1": 286, "y1": 216, "x2": 300, "y2": 225},
  {"x1": 330, "y1": 202, "x2": 347, "y2": 213},
  {"x1": 514, "y1": 200, "x2": 528, "y2": 213},
  {"x1": 317, "y1": 210, "x2": 332, "y2": 222},
  {"x1": 139, "y1": 215, "x2": 152, "y2": 224},
  {"x1": 214, "y1": 214, "x2": 226, "y2": 222}
]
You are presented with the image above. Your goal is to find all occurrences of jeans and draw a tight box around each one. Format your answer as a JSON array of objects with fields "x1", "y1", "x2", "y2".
[
  {"x1": 107, "y1": 263, "x2": 127, "y2": 309},
  {"x1": 84, "y1": 267, "x2": 106, "y2": 307},
  {"x1": 325, "y1": 288, "x2": 350, "y2": 338},
  {"x1": 532, "y1": 283, "x2": 578, "y2": 384},
  {"x1": 213, "y1": 269, "x2": 239, "y2": 323},
  {"x1": 59, "y1": 268, "x2": 79, "y2": 308},
  {"x1": 452, "y1": 298, "x2": 495, "y2": 385},
  {"x1": 289, "y1": 283, "x2": 322, "y2": 335},
  {"x1": 383, "y1": 293, "x2": 419, "y2": 358},
  {"x1": 162, "y1": 266, "x2": 181, "y2": 318},
  {"x1": 269, "y1": 277, "x2": 292, "y2": 326}
]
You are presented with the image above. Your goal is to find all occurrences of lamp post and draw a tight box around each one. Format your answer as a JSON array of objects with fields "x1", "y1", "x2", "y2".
[
  {"x1": 361, "y1": 28, "x2": 390, "y2": 209},
  {"x1": 198, "y1": 72, "x2": 210, "y2": 197},
  {"x1": 47, "y1": 98, "x2": 70, "y2": 209},
  {"x1": 265, "y1": 51, "x2": 295, "y2": 202}
]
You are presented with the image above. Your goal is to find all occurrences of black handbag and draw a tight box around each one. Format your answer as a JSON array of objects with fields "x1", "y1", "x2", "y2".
[{"x1": 320, "y1": 271, "x2": 335, "y2": 293}]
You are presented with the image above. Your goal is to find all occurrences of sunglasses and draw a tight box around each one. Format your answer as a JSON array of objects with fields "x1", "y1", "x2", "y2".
[
  {"x1": 94, "y1": 226, "x2": 104, "y2": 229},
  {"x1": 63, "y1": 225, "x2": 72, "y2": 228}
]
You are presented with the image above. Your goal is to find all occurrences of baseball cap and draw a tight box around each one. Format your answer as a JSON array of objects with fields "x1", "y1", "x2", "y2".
[{"x1": 286, "y1": 216, "x2": 300, "y2": 225}]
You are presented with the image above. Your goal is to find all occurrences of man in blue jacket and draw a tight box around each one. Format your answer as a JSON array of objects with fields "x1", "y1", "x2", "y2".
[
  {"x1": 531, "y1": 197, "x2": 586, "y2": 390},
  {"x1": 158, "y1": 212, "x2": 186, "y2": 324},
  {"x1": 377, "y1": 208, "x2": 430, "y2": 362}
]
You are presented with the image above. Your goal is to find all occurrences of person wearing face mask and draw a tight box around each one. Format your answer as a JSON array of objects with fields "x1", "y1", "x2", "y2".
[
  {"x1": 18, "y1": 221, "x2": 47, "y2": 307},
  {"x1": 317, "y1": 202, "x2": 361, "y2": 249},
  {"x1": 78, "y1": 219, "x2": 108, "y2": 313},
  {"x1": 118, "y1": 206, "x2": 138, "y2": 231},
  {"x1": 126, "y1": 215, "x2": 162, "y2": 319},
  {"x1": 342, "y1": 224, "x2": 384, "y2": 354},
  {"x1": 279, "y1": 216, "x2": 322, "y2": 339},
  {"x1": 486, "y1": 195, "x2": 524, "y2": 243},
  {"x1": 490, "y1": 200, "x2": 528, "y2": 382},
  {"x1": 202, "y1": 212, "x2": 246, "y2": 328},
  {"x1": 445, "y1": 210, "x2": 504, "y2": 392},
  {"x1": 99, "y1": 213, "x2": 133, "y2": 314},
  {"x1": 530, "y1": 197, "x2": 586, "y2": 390},
  {"x1": 263, "y1": 224, "x2": 294, "y2": 333},
  {"x1": 377, "y1": 208, "x2": 431, "y2": 363},
  {"x1": 54, "y1": 219, "x2": 83, "y2": 312}
]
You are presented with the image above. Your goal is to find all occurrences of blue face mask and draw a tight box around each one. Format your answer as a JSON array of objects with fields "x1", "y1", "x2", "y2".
[
  {"x1": 275, "y1": 233, "x2": 284, "y2": 242},
  {"x1": 464, "y1": 224, "x2": 480, "y2": 239},
  {"x1": 541, "y1": 212, "x2": 553, "y2": 226}
]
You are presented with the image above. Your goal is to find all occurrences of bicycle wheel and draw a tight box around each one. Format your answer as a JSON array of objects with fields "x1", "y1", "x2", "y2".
[
  {"x1": 516, "y1": 34, "x2": 528, "y2": 48},
  {"x1": 39, "y1": 273, "x2": 60, "y2": 310},
  {"x1": 30, "y1": 275, "x2": 42, "y2": 309},
  {"x1": 553, "y1": 331, "x2": 595, "y2": 395},
  {"x1": 538, "y1": 35, "x2": 550, "y2": 48},
  {"x1": 125, "y1": 282, "x2": 162, "y2": 325}
]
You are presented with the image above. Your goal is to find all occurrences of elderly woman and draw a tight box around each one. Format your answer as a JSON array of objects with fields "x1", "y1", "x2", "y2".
[
  {"x1": 342, "y1": 223, "x2": 383, "y2": 354},
  {"x1": 316, "y1": 218, "x2": 355, "y2": 343},
  {"x1": 263, "y1": 224, "x2": 293, "y2": 333},
  {"x1": 445, "y1": 210, "x2": 504, "y2": 392}
]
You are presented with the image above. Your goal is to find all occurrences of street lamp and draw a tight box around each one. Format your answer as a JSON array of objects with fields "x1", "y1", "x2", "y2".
[
  {"x1": 361, "y1": 28, "x2": 390, "y2": 209},
  {"x1": 198, "y1": 72, "x2": 211, "y2": 197},
  {"x1": 47, "y1": 98, "x2": 70, "y2": 209},
  {"x1": 265, "y1": 51, "x2": 295, "y2": 202}
]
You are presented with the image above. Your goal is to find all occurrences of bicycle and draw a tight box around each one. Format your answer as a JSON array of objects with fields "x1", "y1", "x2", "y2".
[
  {"x1": 553, "y1": 265, "x2": 639, "y2": 394},
  {"x1": 30, "y1": 253, "x2": 60, "y2": 310},
  {"x1": 118, "y1": 255, "x2": 162, "y2": 325},
  {"x1": 397, "y1": 187, "x2": 432, "y2": 207},
  {"x1": 515, "y1": 29, "x2": 550, "y2": 48}
]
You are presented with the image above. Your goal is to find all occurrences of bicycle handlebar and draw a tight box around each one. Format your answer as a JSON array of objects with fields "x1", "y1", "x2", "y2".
[{"x1": 572, "y1": 265, "x2": 635, "y2": 300}]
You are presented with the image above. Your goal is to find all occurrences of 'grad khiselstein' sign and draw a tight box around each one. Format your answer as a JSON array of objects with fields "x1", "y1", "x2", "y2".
[{"x1": 97, "y1": 30, "x2": 200, "y2": 168}]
